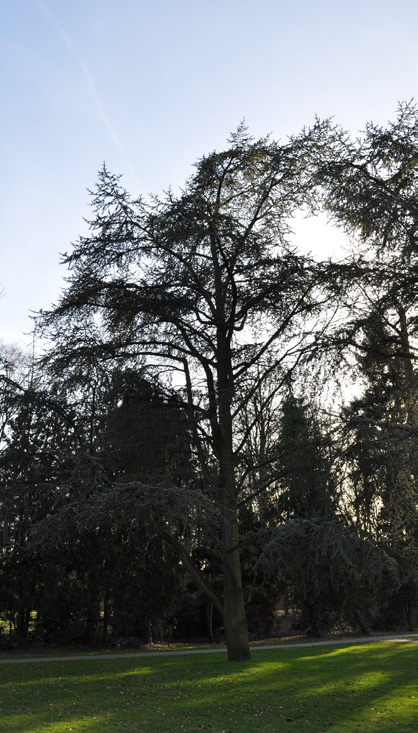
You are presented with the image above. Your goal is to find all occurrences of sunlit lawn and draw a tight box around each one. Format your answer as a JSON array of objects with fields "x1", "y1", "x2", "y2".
[{"x1": 0, "y1": 642, "x2": 416, "y2": 732}]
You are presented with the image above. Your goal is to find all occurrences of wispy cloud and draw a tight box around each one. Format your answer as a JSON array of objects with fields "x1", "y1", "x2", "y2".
[{"x1": 35, "y1": 0, "x2": 138, "y2": 186}]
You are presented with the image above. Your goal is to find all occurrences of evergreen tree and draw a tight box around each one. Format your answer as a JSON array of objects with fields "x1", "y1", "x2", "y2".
[
  {"x1": 316, "y1": 101, "x2": 417, "y2": 628},
  {"x1": 39, "y1": 123, "x2": 336, "y2": 660},
  {"x1": 344, "y1": 312, "x2": 417, "y2": 628},
  {"x1": 275, "y1": 391, "x2": 337, "y2": 521}
]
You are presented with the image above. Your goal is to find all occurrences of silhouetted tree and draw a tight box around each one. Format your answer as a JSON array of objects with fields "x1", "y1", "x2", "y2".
[{"x1": 39, "y1": 122, "x2": 337, "y2": 660}]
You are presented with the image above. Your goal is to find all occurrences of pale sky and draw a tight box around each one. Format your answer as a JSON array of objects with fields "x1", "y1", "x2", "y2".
[{"x1": 1, "y1": 0, "x2": 416, "y2": 348}]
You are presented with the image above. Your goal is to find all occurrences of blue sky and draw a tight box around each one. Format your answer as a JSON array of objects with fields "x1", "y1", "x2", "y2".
[{"x1": 1, "y1": 0, "x2": 416, "y2": 347}]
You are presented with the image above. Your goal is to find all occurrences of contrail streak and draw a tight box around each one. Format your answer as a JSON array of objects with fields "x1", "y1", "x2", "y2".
[{"x1": 35, "y1": 0, "x2": 139, "y2": 187}]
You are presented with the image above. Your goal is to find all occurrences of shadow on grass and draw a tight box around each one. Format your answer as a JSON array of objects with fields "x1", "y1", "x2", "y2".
[{"x1": 0, "y1": 642, "x2": 416, "y2": 732}]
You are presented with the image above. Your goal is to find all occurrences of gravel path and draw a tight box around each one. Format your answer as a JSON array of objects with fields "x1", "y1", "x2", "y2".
[{"x1": 0, "y1": 633, "x2": 416, "y2": 664}]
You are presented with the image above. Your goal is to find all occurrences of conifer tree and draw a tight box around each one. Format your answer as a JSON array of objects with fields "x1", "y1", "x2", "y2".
[{"x1": 39, "y1": 123, "x2": 335, "y2": 660}]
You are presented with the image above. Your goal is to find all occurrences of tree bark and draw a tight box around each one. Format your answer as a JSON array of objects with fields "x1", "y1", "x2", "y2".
[
  {"x1": 206, "y1": 599, "x2": 214, "y2": 643},
  {"x1": 221, "y1": 503, "x2": 251, "y2": 660},
  {"x1": 216, "y1": 315, "x2": 251, "y2": 661}
]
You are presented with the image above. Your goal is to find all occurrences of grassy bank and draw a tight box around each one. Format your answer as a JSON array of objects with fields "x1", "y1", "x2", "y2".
[{"x1": 0, "y1": 641, "x2": 416, "y2": 731}]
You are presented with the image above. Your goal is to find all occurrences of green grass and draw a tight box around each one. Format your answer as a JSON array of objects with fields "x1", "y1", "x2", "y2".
[{"x1": 0, "y1": 642, "x2": 416, "y2": 731}]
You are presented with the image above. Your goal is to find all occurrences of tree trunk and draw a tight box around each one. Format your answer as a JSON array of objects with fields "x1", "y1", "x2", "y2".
[
  {"x1": 306, "y1": 597, "x2": 321, "y2": 637},
  {"x1": 220, "y1": 458, "x2": 251, "y2": 661},
  {"x1": 216, "y1": 324, "x2": 251, "y2": 661},
  {"x1": 354, "y1": 609, "x2": 370, "y2": 635},
  {"x1": 404, "y1": 601, "x2": 414, "y2": 632},
  {"x1": 206, "y1": 599, "x2": 214, "y2": 643},
  {"x1": 102, "y1": 586, "x2": 109, "y2": 642},
  {"x1": 16, "y1": 604, "x2": 30, "y2": 639},
  {"x1": 222, "y1": 546, "x2": 251, "y2": 660}
]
